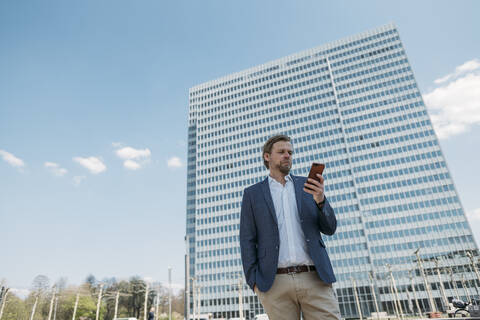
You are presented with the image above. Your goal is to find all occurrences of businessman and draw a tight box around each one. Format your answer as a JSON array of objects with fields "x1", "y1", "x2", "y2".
[{"x1": 240, "y1": 134, "x2": 341, "y2": 320}]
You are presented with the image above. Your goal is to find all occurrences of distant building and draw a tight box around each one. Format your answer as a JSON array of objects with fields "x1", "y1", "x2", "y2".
[{"x1": 185, "y1": 23, "x2": 479, "y2": 319}]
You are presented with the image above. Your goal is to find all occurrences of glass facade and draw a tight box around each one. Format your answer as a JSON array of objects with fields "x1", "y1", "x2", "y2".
[{"x1": 185, "y1": 23, "x2": 479, "y2": 319}]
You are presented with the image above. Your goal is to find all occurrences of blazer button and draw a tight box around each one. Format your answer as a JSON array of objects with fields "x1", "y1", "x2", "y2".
[
  {"x1": 275, "y1": 246, "x2": 279, "y2": 250},
  {"x1": 306, "y1": 239, "x2": 310, "y2": 242}
]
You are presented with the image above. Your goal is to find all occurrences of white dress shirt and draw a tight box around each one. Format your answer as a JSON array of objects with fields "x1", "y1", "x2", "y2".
[{"x1": 268, "y1": 174, "x2": 314, "y2": 268}]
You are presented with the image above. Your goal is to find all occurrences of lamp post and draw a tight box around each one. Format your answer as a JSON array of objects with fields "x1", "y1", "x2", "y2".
[
  {"x1": 95, "y1": 283, "x2": 104, "y2": 320},
  {"x1": 448, "y1": 268, "x2": 460, "y2": 300},
  {"x1": 389, "y1": 276, "x2": 400, "y2": 319},
  {"x1": 192, "y1": 277, "x2": 196, "y2": 320},
  {"x1": 144, "y1": 281, "x2": 149, "y2": 320},
  {"x1": 168, "y1": 267, "x2": 172, "y2": 320},
  {"x1": 238, "y1": 274, "x2": 244, "y2": 320},
  {"x1": 461, "y1": 274, "x2": 471, "y2": 302},
  {"x1": 185, "y1": 236, "x2": 191, "y2": 320},
  {"x1": 72, "y1": 293, "x2": 80, "y2": 320},
  {"x1": 155, "y1": 286, "x2": 160, "y2": 320},
  {"x1": 352, "y1": 277, "x2": 363, "y2": 320},
  {"x1": 53, "y1": 297, "x2": 58, "y2": 320},
  {"x1": 29, "y1": 295, "x2": 39, "y2": 320},
  {"x1": 409, "y1": 270, "x2": 423, "y2": 319},
  {"x1": 466, "y1": 251, "x2": 480, "y2": 296},
  {"x1": 434, "y1": 259, "x2": 449, "y2": 311},
  {"x1": 0, "y1": 288, "x2": 9, "y2": 320},
  {"x1": 112, "y1": 292, "x2": 119, "y2": 320},
  {"x1": 368, "y1": 271, "x2": 380, "y2": 320},
  {"x1": 47, "y1": 286, "x2": 57, "y2": 320},
  {"x1": 414, "y1": 249, "x2": 437, "y2": 313},
  {"x1": 386, "y1": 265, "x2": 403, "y2": 320}
]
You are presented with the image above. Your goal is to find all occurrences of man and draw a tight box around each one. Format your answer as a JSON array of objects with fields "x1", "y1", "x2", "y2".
[
  {"x1": 240, "y1": 134, "x2": 341, "y2": 320},
  {"x1": 148, "y1": 307, "x2": 154, "y2": 320}
]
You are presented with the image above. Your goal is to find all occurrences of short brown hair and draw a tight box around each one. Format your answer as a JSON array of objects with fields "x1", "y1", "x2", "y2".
[{"x1": 262, "y1": 134, "x2": 291, "y2": 169}]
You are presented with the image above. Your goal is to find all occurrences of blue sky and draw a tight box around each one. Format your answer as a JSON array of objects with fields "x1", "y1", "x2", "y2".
[{"x1": 1, "y1": 0, "x2": 479, "y2": 293}]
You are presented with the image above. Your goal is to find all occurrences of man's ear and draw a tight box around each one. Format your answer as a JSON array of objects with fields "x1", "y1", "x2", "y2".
[{"x1": 263, "y1": 152, "x2": 270, "y2": 164}]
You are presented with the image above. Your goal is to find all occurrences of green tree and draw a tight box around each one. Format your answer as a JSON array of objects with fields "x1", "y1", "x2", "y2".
[{"x1": 1, "y1": 293, "x2": 28, "y2": 320}]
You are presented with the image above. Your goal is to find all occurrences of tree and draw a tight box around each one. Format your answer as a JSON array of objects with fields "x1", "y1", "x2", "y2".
[
  {"x1": 127, "y1": 277, "x2": 146, "y2": 319},
  {"x1": 85, "y1": 275, "x2": 97, "y2": 291},
  {"x1": 31, "y1": 275, "x2": 50, "y2": 294},
  {"x1": 171, "y1": 289, "x2": 185, "y2": 316},
  {"x1": 1, "y1": 293, "x2": 29, "y2": 320},
  {"x1": 29, "y1": 275, "x2": 52, "y2": 320},
  {"x1": 63, "y1": 292, "x2": 100, "y2": 320}
]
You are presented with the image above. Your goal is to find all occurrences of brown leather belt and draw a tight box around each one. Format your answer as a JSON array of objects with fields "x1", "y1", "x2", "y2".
[{"x1": 277, "y1": 265, "x2": 316, "y2": 274}]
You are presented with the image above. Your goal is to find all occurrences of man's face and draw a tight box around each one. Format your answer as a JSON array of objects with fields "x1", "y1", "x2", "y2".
[{"x1": 264, "y1": 140, "x2": 293, "y2": 175}]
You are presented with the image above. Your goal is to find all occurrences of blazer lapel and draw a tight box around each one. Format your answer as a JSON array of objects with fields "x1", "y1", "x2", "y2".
[
  {"x1": 292, "y1": 175, "x2": 304, "y2": 215},
  {"x1": 261, "y1": 177, "x2": 278, "y2": 226}
]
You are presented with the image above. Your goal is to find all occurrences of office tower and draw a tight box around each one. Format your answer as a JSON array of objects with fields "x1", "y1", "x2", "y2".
[{"x1": 185, "y1": 23, "x2": 479, "y2": 319}]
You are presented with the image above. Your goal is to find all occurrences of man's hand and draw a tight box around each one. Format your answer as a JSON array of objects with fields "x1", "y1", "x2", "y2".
[{"x1": 303, "y1": 173, "x2": 325, "y2": 204}]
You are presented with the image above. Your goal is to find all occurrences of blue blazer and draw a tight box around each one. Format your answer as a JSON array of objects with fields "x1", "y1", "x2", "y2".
[{"x1": 240, "y1": 175, "x2": 337, "y2": 292}]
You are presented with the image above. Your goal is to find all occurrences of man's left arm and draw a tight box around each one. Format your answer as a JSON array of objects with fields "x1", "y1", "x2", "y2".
[{"x1": 303, "y1": 174, "x2": 337, "y2": 235}]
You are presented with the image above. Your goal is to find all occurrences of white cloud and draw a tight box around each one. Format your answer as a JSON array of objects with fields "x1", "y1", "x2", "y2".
[
  {"x1": 114, "y1": 146, "x2": 151, "y2": 170},
  {"x1": 124, "y1": 159, "x2": 141, "y2": 170},
  {"x1": 44, "y1": 162, "x2": 68, "y2": 177},
  {"x1": 73, "y1": 175, "x2": 86, "y2": 186},
  {"x1": 424, "y1": 58, "x2": 480, "y2": 139},
  {"x1": 0, "y1": 149, "x2": 25, "y2": 168},
  {"x1": 73, "y1": 156, "x2": 106, "y2": 174},
  {"x1": 434, "y1": 59, "x2": 480, "y2": 84},
  {"x1": 167, "y1": 156, "x2": 183, "y2": 168},
  {"x1": 467, "y1": 208, "x2": 480, "y2": 222},
  {"x1": 116, "y1": 147, "x2": 151, "y2": 160}
]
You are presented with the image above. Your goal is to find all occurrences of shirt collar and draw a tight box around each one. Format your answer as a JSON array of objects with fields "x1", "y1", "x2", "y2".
[{"x1": 268, "y1": 174, "x2": 293, "y2": 186}]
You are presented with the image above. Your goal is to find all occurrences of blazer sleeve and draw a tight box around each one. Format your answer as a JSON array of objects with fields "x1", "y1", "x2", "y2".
[
  {"x1": 315, "y1": 197, "x2": 337, "y2": 235},
  {"x1": 239, "y1": 188, "x2": 258, "y2": 290}
]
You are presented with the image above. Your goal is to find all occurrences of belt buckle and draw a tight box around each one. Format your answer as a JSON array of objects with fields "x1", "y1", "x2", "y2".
[{"x1": 287, "y1": 266, "x2": 299, "y2": 275}]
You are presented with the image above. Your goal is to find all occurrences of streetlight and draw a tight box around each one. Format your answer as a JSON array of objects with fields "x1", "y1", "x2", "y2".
[
  {"x1": 47, "y1": 285, "x2": 57, "y2": 320},
  {"x1": 414, "y1": 248, "x2": 437, "y2": 313},
  {"x1": 448, "y1": 267, "x2": 460, "y2": 300},
  {"x1": 461, "y1": 274, "x2": 471, "y2": 302},
  {"x1": 185, "y1": 236, "x2": 191, "y2": 320},
  {"x1": 29, "y1": 294, "x2": 39, "y2": 320},
  {"x1": 434, "y1": 258, "x2": 449, "y2": 311},
  {"x1": 237, "y1": 273, "x2": 244, "y2": 320},
  {"x1": 409, "y1": 270, "x2": 423, "y2": 319},
  {"x1": 192, "y1": 277, "x2": 197, "y2": 320},
  {"x1": 388, "y1": 275, "x2": 400, "y2": 319},
  {"x1": 466, "y1": 251, "x2": 480, "y2": 296},
  {"x1": 0, "y1": 288, "x2": 9, "y2": 320},
  {"x1": 351, "y1": 277, "x2": 363, "y2": 320},
  {"x1": 368, "y1": 271, "x2": 380, "y2": 320},
  {"x1": 386, "y1": 264, "x2": 403, "y2": 320},
  {"x1": 95, "y1": 283, "x2": 104, "y2": 320},
  {"x1": 168, "y1": 267, "x2": 172, "y2": 320}
]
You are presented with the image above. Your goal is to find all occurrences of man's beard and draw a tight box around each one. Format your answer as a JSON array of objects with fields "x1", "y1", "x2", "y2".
[{"x1": 277, "y1": 162, "x2": 291, "y2": 175}]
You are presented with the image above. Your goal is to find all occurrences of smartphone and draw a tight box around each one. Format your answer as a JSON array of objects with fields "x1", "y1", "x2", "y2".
[{"x1": 307, "y1": 162, "x2": 325, "y2": 184}]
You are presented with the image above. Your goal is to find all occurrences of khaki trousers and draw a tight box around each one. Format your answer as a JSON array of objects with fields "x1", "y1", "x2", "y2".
[{"x1": 255, "y1": 271, "x2": 341, "y2": 320}]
